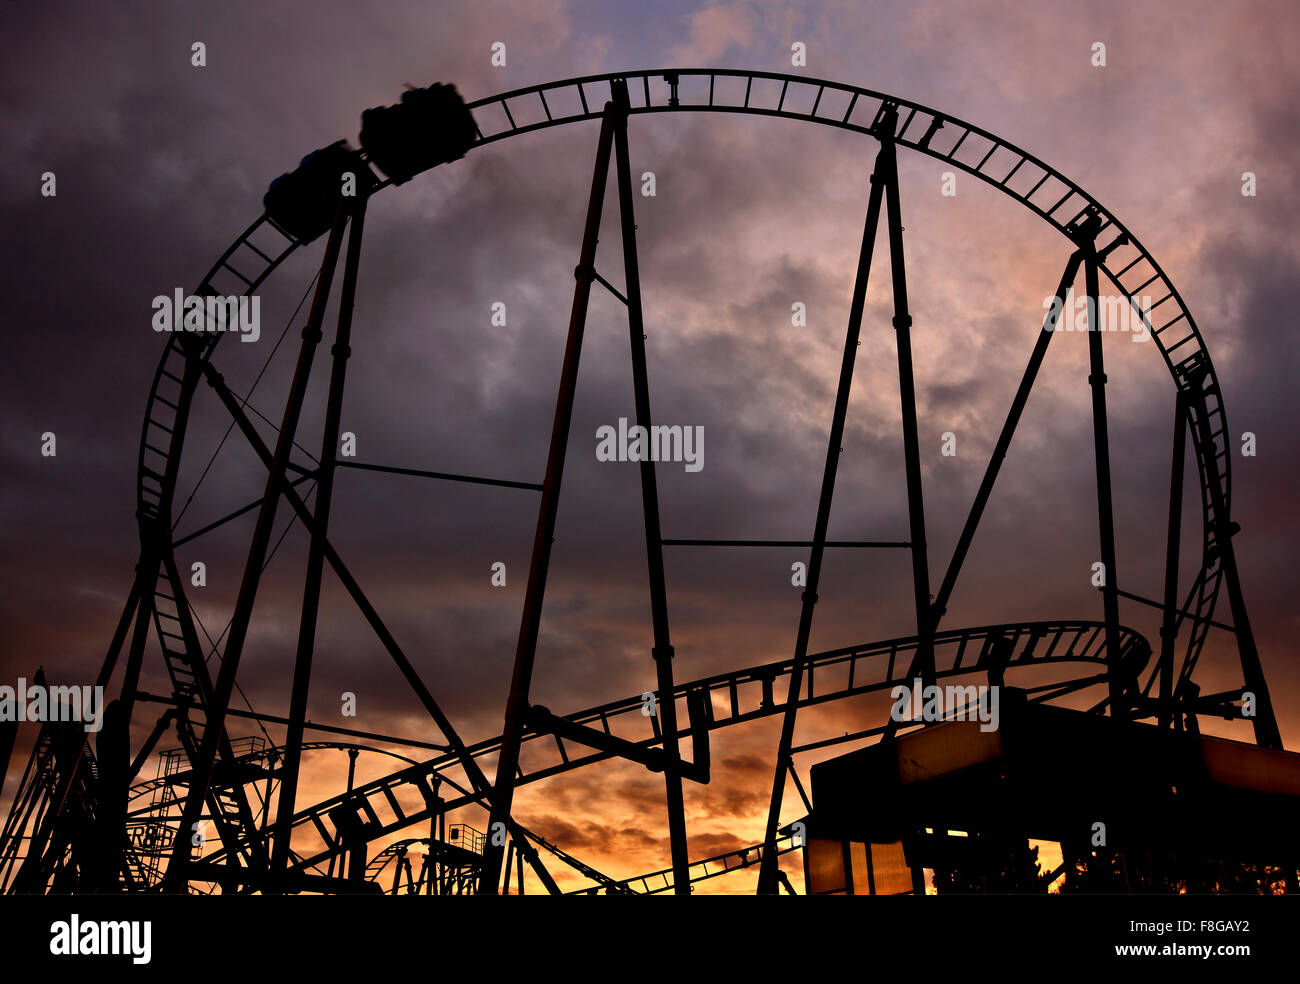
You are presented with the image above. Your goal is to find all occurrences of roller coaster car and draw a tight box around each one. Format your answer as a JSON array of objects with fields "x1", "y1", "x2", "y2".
[
  {"x1": 359, "y1": 82, "x2": 476, "y2": 185},
  {"x1": 263, "y1": 140, "x2": 373, "y2": 243}
]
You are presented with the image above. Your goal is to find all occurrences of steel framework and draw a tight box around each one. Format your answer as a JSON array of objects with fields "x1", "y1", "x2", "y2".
[{"x1": 0, "y1": 68, "x2": 1281, "y2": 897}]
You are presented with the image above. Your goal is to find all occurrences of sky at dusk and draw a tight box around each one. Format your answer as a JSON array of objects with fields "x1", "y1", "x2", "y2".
[{"x1": 2, "y1": 0, "x2": 1298, "y2": 893}]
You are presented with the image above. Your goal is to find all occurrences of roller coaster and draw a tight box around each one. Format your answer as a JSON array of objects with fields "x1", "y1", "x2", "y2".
[{"x1": 0, "y1": 68, "x2": 1285, "y2": 896}]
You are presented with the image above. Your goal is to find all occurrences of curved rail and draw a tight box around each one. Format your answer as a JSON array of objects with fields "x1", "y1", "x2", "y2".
[
  {"x1": 125, "y1": 740, "x2": 416, "y2": 807},
  {"x1": 365, "y1": 824, "x2": 634, "y2": 894},
  {"x1": 137, "y1": 69, "x2": 1229, "y2": 737},
  {"x1": 566, "y1": 832, "x2": 802, "y2": 896},
  {"x1": 363, "y1": 836, "x2": 483, "y2": 895},
  {"x1": 202, "y1": 619, "x2": 1149, "y2": 872},
  {"x1": 364, "y1": 830, "x2": 801, "y2": 895},
  {"x1": 461, "y1": 70, "x2": 1229, "y2": 683}
]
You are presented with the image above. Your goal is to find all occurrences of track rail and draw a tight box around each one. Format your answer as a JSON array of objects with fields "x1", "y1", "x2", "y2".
[
  {"x1": 124, "y1": 741, "x2": 414, "y2": 806},
  {"x1": 363, "y1": 830, "x2": 801, "y2": 895},
  {"x1": 567, "y1": 832, "x2": 802, "y2": 896},
  {"x1": 200, "y1": 619, "x2": 1148, "y2": 874}
]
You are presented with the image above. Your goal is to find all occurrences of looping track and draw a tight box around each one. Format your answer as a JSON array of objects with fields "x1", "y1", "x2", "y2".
[{"x1": 131, "y1": 68, "x2": 1226, "y2": 890}]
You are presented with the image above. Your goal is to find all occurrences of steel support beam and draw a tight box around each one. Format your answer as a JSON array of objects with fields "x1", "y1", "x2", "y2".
[
  {"x1": 127, "y1": 709, "x2": 175, "y2": 781},
  {"x1": 131, "y1": 690, "x2": 448, "y2": 752},
  {"x1": 116, "y1": 571, "x2": 156, "y2": 728},
  {"x1": 479, "y1": 102, "x2": 618, "y2": 895},
  {"x1": 526, "y1": 693, "x2": 709, "y2": 781},
  {"x1": 93, "y1": 569, "x2": 145, "y2": 694},
  {"x1": 757, "y1": 135, "x2": 888, "y2": 895},
  {"x1": 172, "y1": 471, "x2": 318, "y2": 548},
  {"x1": 1185, "y1": 388, "x2": 1283, "y2": 748},
  {"x1": 502, "y1": 841, "x2": 515, "y2": 895},
  {"x1": 1158, "y1": 392, "x2": 1187, "y2": 729},
  {"x1": 1083, "y1": 244, "x2": 1127, "y2": 719},
  {"x1": 611, "y1": 80, "x2": 692, "y2": 894},
  {"x1": 1109, "y1": 586, "x2": 1233, "y2": 635},
  {"x1": 163, "y1": 201, "x2": 350, "y2": 892},
  {"x1": 882, "y1": 116, "x2": 936, "y2": 692},
  {"x1": 271, "y1": 194, "x2": 369, "y2": 886},
  {"x1": 333, "y1": 459, "x2": 541, "y2": 491},
  {"x1": 929, "y1": 251, "x2": 1083, "y2": 627}
]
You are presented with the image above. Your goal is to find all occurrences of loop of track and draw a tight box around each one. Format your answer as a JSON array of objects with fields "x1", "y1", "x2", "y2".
[{"x1": 132, "y1": 68, "x2": 1215, "y2": 884}]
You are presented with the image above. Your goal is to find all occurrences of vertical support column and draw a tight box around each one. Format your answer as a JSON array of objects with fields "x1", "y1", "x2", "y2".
[
  {"x1": 1158, "y1": 392, "x2": 1187, "y2": 729},
  {"x1": 1186, "y1": 390, "x2": 1282, "y2": 749},
  {"x1": 610, "y1": 81, "x2": 691, "y2": 895},
  {"x1": 91, "y1": 595, "x2": 154, "y2": 877},
  {"x1": 116, "y1": 568, "x2": 157, "y2": 726},
  {"x1": 89, "y1": 698, "x2": 129, "y2": 892},
  {"x1": 480, "y1": 104, "x2": 618, "y2": 894},
  {"x1": 93, "y1": 569, "x2": 146, "y2": 694},
  {"x1": 1083, "y1": 245, "x2": 1126, "y2": 719},
  {"x1": 502, "y1": 842, "x2": 515, "y2": 894},
  {"x1": 757, "y1": 139, "x2": 889, "y2": 895},
  {"x1": 881, "y1": 117, "x2": 935, "y2": 691},
  {"x1": 163, "y1": 201, "x2": 350, "y2": 893},
  {"x1": 270, "y1": 194, "x2": 369, "y2": 887},
  {"x1": 344, "y1": 815, "x2": 367, "y2": 884},
  {"x1": 1216, "y1": 528, "x2": 1283, "y2": 748},
  {"x1": 79, "y1": 575, "x2": 144, "y2": 890}
]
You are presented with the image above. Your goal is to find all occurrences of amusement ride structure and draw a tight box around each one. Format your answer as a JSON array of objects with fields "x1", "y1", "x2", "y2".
[{"x1": 0, "y1": 69, "x2": 1289, "y2": 896}]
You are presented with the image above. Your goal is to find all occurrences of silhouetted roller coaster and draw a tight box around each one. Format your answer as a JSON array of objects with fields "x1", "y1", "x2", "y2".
[{"x1": 2, "y1": 69, "x2": 1293, "y2": 897}]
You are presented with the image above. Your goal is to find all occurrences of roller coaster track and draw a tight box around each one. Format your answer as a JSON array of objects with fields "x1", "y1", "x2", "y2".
[
  {"x1": 197, "y1": 619, "x2": 1148, "y2": 877},
  {"x1": 127, "y1": 68, "x2": 1225, "y2": 888},
  {"x1": 365, "y1": 822, "x2": 637, "y2": 895},
  {"x1": 565, "y1": 831, "x2": 804, "y2": 896},
  {"x1": 364, "y1": 829, "x2": 802, "y2": 896},
  {"x1": 362, "y1": 837, "x2": 482, "y2": 895},
  {"x1": 124, "y1": 741, "x2": 414, "y2": 806}
]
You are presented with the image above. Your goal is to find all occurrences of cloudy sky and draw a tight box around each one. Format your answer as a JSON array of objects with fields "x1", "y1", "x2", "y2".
[{"x1": 2, "y1": 0, "x2": 1298, "y2": 893}]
